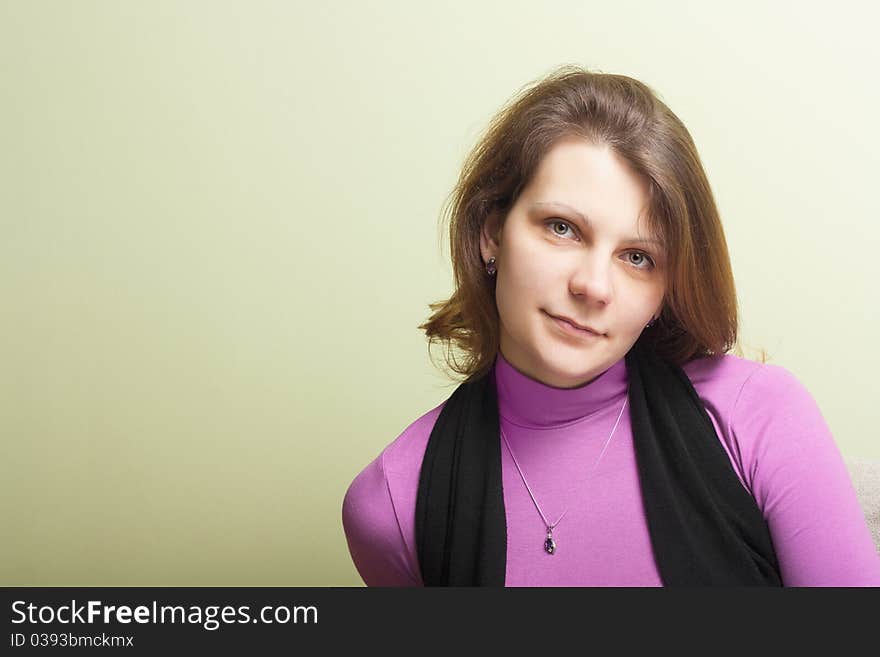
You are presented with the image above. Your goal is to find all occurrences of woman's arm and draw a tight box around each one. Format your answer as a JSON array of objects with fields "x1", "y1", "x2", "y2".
[{"x1": 731, "y1": 363, "x2": 880, "y2": 586}]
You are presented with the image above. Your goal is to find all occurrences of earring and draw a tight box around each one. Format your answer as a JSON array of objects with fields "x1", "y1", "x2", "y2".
[
  {"x1": 646, "y1": 316, "x2": 657, "y2": 328},
  {"x1": 486, "y1": 256, "x2": 497, "y2": 276}
]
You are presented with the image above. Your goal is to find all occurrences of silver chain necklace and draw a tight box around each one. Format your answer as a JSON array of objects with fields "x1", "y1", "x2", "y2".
[{"x1": 499, "y1": 390, "x2": 628, "y2": 555}]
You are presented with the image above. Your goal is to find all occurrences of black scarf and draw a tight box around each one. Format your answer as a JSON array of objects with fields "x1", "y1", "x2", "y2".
[{"x1": 414, "y1": 335, "x2": 783, "y2": 586}]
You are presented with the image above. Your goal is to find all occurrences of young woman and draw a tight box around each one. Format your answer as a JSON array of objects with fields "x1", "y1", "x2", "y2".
[{"x1": 342, "y1": 65, "x2": 880, "y2": 586}]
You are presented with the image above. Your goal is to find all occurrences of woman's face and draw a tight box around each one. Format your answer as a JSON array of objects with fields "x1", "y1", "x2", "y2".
[{"x1": 480, "y1": 136, "x2": 667, "y2": 388}]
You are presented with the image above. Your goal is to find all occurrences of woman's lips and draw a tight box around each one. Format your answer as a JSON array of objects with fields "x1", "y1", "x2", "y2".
[{"x1": 547, "y1": 312, "x2": 603, "y2": 339}]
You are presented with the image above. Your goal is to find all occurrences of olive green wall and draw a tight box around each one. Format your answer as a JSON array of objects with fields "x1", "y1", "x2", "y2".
[{"x1": 2, "y1": 0, "x2": 877, "y2": 586}]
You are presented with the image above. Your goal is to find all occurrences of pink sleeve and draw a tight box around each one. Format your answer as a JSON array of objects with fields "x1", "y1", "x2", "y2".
[
  {"x1": 732, "y1": 363, "x2": 880, "y2": 586},
  {"x1": 341, "y1": 451, "x2": 423, "y2": 587}
]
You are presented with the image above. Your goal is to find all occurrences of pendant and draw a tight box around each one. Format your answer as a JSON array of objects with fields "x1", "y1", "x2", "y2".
[{"x1": 544, "y1": 528, "x2": 556, "y2": 555}]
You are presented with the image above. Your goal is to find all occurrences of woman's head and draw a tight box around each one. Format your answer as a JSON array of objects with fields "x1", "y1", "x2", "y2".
[
  {"x1": 479, "y1": 135, "x2": 666, "y2": 388},
  {"x1": 421, "y1": 65, "x2": 749, "y2": 385}
]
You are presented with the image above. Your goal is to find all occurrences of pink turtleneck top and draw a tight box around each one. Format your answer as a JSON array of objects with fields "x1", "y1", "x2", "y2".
[{"x1": 342, "y1": 351, "x2": 880, "y2": 586}]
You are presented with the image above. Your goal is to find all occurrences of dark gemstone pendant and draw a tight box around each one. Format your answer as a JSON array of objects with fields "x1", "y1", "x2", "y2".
[{"x1": 544, "y1": 534, "x2": 556, "y2": 555}]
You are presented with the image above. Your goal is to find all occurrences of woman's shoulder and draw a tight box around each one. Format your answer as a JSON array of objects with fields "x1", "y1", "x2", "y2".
[
  {"x1": 680, "y1": 351, "x2": 810, "y2": 412},
  {"x1": 682, "y1": 352, "x2": 829, "y2": 448},
  {"x1": 684, "y1": 350, "x2": 836, "y2": 486},
  {"x1": 380, "y1": 399, "x2": 449, "y2": 475},
  {"x1": 680, "y1": 352, "x2": 826, "y2": 486},
  {"x1": 342, "y1": 397, "x2": 448, "y2": 522}
]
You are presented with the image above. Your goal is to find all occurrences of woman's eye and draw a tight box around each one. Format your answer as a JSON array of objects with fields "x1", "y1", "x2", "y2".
[
  {"x1": 548, "y1": 219, "x2": 575, "y2": 238},
  {"x1": 626, "y1": 252, "x2": 655, "y2": 270}
]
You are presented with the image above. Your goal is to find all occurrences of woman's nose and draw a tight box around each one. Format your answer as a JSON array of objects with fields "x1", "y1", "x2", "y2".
[{"x1": 568, "y1": 256, "x2": 612, "y2": 304}]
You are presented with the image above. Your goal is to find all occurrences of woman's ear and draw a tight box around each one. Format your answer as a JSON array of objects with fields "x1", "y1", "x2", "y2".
[{"x1": 479, "y1": 211, "x2": 502, "y2": 263}]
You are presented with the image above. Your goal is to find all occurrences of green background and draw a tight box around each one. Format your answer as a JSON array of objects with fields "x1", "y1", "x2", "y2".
[{"x1": 2, "y1": 0, "x2": 878, "y2": 585}]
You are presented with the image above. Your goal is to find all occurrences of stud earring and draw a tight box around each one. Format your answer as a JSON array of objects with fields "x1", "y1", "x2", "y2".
[{"x1": 486, "y1": 256, "x2": 497, "y2": 276}]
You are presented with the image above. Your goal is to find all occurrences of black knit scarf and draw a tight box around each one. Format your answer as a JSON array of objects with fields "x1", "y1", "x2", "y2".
[{"x1": 414, "y1": 335, "x2": 783, "y2": 586}]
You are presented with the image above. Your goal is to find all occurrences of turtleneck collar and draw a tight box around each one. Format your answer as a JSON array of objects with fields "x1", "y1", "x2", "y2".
[{"x1": 493, "y1": 349, "x2": 629, "y2": 429}]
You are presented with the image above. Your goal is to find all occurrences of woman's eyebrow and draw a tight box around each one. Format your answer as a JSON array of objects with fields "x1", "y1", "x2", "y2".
[{"x1": 531, "y1": 201, "x2": 662, "y2": 247}]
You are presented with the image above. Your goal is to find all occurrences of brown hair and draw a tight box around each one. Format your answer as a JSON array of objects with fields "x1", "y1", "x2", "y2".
[{"x1": 419, "y1": 64, "x2": 769, "y2": 384}]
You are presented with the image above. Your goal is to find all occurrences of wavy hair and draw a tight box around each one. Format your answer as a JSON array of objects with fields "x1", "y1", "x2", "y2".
[{"x1": 419, "y1": 65, "x2": 768, "y2": 384}]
